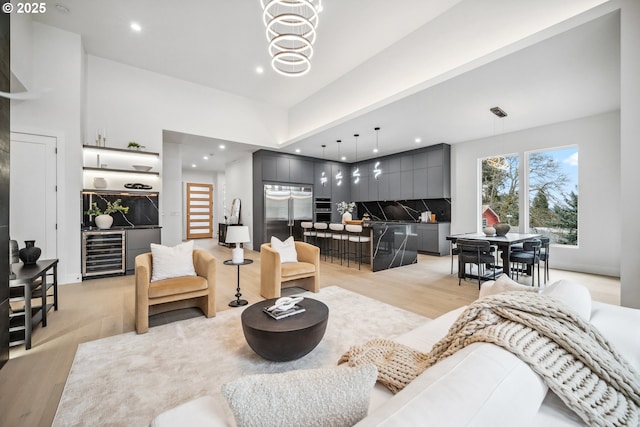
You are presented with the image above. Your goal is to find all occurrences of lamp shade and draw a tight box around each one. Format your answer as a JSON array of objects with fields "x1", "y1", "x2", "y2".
[{"x1": 225, "y1": 226, "x2": 250, "y2": 244}]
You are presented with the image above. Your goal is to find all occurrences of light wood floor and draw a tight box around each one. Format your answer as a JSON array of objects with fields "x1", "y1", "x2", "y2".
[{"x1": 0, "y1": 240, "x2": 620, "y2": 427}]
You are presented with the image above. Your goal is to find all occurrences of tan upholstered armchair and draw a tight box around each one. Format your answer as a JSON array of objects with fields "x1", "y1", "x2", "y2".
[
  {"x1": 260, "y1": 241, "x2": 320, "y2": 299},
  {"x1": 135, "y1": 249, "x2": 216, "y2": 334}
]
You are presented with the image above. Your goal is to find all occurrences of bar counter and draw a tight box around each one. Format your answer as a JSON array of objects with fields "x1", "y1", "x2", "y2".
[{"x1": 366, "y1": 221, "x2": 418, "y2": 272}]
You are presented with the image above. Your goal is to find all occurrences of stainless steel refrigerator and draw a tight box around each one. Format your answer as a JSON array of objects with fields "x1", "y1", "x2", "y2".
[{"x1": 264, "y1": 184, "x2": 313, "y2": 242}]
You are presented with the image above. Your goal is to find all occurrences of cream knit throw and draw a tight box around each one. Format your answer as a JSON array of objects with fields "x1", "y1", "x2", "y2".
[{"x1": 339, "y1": 292, "x2": 640, "y2": 427}]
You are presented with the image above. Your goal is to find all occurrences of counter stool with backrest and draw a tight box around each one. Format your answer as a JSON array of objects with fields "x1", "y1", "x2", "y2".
[
  {"x1": 509, "y1": 239, "x2": 542, "y2": 287},
  {"x1": 456, "y1": 239, "x2": 496, "y2": 289},
  {"x1": 346, "y1": 224, "x2": 371, "y2": 270},
  {"x1": 301, "y1": 222, "x2": 316, "y2": 245},
  {"x1": 313, "y1": 223, "x2": 332, "y2": 260},
  {"x1": 329, "y1": 223, "x2": 349, "y2": 264}
]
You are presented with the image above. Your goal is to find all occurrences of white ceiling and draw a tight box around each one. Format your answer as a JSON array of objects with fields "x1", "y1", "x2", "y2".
[{"x1": 33, "y1": 1, "x2": 620, "y2": 171}]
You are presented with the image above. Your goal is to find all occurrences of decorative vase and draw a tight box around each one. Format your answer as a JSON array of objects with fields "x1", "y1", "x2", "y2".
[
  {"x1": 342, "y1": 212, "x2": 352, "y2": 224},
  {"x1": 95, "y1": 214, "x2": 114, "y2": 229},
  {"x1": 19, "y1": 240, "x2": 41, "y2": 265},
  {"x1": 494, "y1": 222, "x2": 511, "y2": 236},
  {"x1": 483, "y1": 226, "x2": 496, "y2": 237}
]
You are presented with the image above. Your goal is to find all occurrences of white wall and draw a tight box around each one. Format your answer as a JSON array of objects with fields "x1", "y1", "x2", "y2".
[
  {"x1": 224, "y1": 154, "x2": 254, "y2": 250},
  {"x1": 11, "y1": 22, "x2": 84, "y2": 284},
  {"x1": 452, "y1": 111, "x2": 620, "y2": 277},
  {"x1": 620, "y1": 0, "x2": 640, "y2": 308},
  {"x1": 161, "y1": 141, "x2": 182, "y2": 247}
]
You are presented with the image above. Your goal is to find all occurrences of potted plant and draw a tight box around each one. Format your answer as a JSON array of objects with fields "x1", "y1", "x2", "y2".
[
  {"x1": 336, "y1": 201, "x2": 356, "y2": 224},
  {"x1": 127, "y1": 141, "x2": 142, "y2": 150},
  {"x1": 85, "y1": 199, "x2": 130, "y2": 229}
]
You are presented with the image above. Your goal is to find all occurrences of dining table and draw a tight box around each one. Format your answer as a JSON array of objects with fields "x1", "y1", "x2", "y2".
[{"x1": 447, "y1": 232, "x2": 542, "y2": 279}]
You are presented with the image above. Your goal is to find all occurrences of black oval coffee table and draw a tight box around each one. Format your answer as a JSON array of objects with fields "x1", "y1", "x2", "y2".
[{"x1": 241, "y1": 297, "x2": 329, "y2": 362}]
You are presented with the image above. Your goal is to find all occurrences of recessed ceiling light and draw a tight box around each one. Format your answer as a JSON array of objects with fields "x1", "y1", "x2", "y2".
[
  {"x1": 295, "y1": 149, "x2": 301, "y2": 153},
  {"x1": 203, "y1": 156, "x2": 209, "y2": 160},
  {"x1": 256, "y1": 66, "x2": 264, "y2": 74},
  {"x1": 191, "y1": 164, "x2": 196, "y2": 168},
  {"x1": 373, "y1": 148, "x2": 379, "y2": 153},
  {"x1": 130, "y1": 22, "x2": 142, "y2": 32},
  {"x1": 415, "y1": 137, "x2": 422, "y2": 143},
  {"x1": 341, "y1": 156, "x2": 346, "y2": 161},
  {"x1": 219, "y1": 144, "x2": 226, "y2": 150}
]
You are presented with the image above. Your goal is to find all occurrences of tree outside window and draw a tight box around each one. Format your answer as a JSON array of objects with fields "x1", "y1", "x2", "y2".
[
  {"x1": 528, "y1": 147, "x2": 578, "y2": 245},
  {"x1": 481, "y1": 154, "x2": 519, "y2": 228}
]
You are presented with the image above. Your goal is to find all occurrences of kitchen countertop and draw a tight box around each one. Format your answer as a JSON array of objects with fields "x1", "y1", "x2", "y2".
[{"x1": 82, "y1": 225, "x2": 162, "y2": 231}]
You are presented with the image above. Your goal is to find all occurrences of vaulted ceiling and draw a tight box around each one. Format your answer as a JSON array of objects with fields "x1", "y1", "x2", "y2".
[{"x1": 33, "y1": 0, "x2": 619, "y2": 170}]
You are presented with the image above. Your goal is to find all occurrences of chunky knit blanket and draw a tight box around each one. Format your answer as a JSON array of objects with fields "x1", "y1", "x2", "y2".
[{"x1": 339, "y1": 292, "x2": 640, "y2": 427}]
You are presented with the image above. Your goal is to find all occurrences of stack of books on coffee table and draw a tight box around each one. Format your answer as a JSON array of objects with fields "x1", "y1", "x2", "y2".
[{"x1": 263, "y1": 305, "x2": 305, "y2": 320}]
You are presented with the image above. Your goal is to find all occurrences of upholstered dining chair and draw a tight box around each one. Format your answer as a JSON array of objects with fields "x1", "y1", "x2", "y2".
[
  {"x1": 456, "y1": 239, "x2": 496, "y2": 289},
  {"x1": 135, "y1": 249, "x2": 216, "y2": 334},
  {"x1": 509, "y1": 239, "x2": 542, "y2": 286}
]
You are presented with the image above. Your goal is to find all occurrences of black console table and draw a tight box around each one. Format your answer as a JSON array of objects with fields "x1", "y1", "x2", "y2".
[{"x1": 9, "y1": 259, "x2": 59, "y2": 349}]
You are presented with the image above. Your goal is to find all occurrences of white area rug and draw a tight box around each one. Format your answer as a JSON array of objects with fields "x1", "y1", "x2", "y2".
[{"x1": 52, "y1": 286, "x2": 429, "y2": 427}]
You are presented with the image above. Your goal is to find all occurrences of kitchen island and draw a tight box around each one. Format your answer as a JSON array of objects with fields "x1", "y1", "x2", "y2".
[{"x1": 366, "y1": 221, "x2": 418, "y2": 272}]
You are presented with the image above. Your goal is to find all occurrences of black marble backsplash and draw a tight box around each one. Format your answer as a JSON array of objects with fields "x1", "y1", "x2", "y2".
[
  {"x1": 82, "y1": 190, "x2": 159, "y2": 228},
  {"x1": 355, "y1": 199, "x2": 451, "y2": 222}
]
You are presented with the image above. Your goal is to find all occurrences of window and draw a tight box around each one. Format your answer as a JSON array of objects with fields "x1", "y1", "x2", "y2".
[
  {"x1": 481, "y1": 154, "x2": 519, "y2": 229},
  {"x1": 479, "y1": 147, "x2": 578, "y2": 246},
  {"x1": 528, "y1": 147, "x2": 578, "y2": 245}
]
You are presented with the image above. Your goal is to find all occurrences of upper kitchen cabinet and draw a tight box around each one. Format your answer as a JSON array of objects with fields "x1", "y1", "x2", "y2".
[
  {"x1": 331, "y1": 163, "x2": 350, "y2": 219},
  {"x1": 412, "y1": 144, "x2": 450, "y2": 199},
  {"x1": 257, "y1": 151, "x2": 313, "y2": 184},
  {"x1": 314, "y1": 161, "x2": 332, "y2": 198}
]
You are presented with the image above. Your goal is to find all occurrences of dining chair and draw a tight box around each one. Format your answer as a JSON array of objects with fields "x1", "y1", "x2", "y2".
[
  {"x1": 456, "y1": 239, "x2": 496, "y2": 289},
  {"x1": 509, "y1": 239, "x2": 542, "y2": 286},
  {"x1": 539, "y1": 237, "x2": 550, "y2": 283}
]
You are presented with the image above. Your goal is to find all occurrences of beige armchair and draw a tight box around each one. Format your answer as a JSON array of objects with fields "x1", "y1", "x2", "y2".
[
  {"x1": 135, "y1": 249, "x2": 216, "y2": 334},
  {"x1": 260, "y1": 241, "x2": 320, "y2": 299}
]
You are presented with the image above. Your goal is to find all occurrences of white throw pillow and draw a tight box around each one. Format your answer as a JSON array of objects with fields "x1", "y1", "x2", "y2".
[
  {"x1": 541, "y1": 279, "x2": 592, "y2": 321},
  {"x1": 150, "y1": 241, "x2": 196, "y2": 282},
  {"x1": 222, "y1": 365, "x2": 377, "y2": 427},
  {"x1": 270, "y1": 236, "x2": 298, "y2": 263},
  {"x1": 479, "y1": 274, "x2": 539, "y2": 299}
]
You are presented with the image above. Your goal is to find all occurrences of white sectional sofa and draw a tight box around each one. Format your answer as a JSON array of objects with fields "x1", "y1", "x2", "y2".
[{"x1": 152, "y1": 280, "x2": 640, "y2": 427}]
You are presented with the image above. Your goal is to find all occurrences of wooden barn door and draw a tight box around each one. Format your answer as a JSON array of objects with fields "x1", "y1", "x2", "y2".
[{"x1": 186, "y1": 183, "x2": 213, "y2": 239}]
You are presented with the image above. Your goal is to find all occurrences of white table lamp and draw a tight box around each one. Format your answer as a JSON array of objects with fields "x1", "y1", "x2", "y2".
[{"x1": 226, "y1": 226, "x2": 250, "y2": 264}]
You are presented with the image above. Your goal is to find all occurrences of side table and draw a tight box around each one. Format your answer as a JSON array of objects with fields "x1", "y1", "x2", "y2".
[{"x1": 223, "y1": 259, "x2": 253, "y2": 307}]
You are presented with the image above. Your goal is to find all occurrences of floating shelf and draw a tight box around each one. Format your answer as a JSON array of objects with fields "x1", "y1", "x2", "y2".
[
  {"x1": 82, "y1": 166, "x2": 160, "y2": 176},
  {"x1": 82, "y1": 145, "x2": 159, "y2": 157}
]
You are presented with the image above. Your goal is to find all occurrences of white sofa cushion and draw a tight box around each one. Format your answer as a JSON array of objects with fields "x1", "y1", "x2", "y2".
[
  {"x1": 541, "y1": 279, "x2": 591, "y2": 321},
  {"x1": 479, "y1": 274, "x2": 539, "y2": 299},
  {"x1": 222, "y1": 365, "x2": 377, "y2": 427},
  {"x1": 270, "y1": 236, "x2": 298, "y2": 263},
  {"x1": 357, "y1": 342, "x2": 548, "y2": 427}
]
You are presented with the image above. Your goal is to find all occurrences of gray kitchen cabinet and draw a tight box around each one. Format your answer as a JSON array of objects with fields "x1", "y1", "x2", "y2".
[
  {"x1": 387, "y1": 157, "x2": 401, "y2": 173},
  {"x1": 387, "y1": 171, "x2": 401, "y2": 200},
  {"x1": 400, "y1": 170, "x2": 413, "y2": 199},
  {"x1": 427, "y1": 165, "x2": 444, "y2": 198},
  {"x1": 413, "y1": 168, "x2": 428, "y2": 199},
  {"x1": 125, "y1": 228, "x2": 161, "y2": 274},
  {"x1": 290, "y1": 158, "x2": 314, "y2": 184},
  {"x1": 427, "y1": 148, "x2": 444, "y2": 167},
  {"x1": 413, "y1": 151, "x2": 428, "y2": 170},
  {"x1": 276, "y1": 157, "x2": 290, "y2": 182},
  {"x1": 416, "y1": 223, "x2": 451, "y2": 256},
  {"x1": 314, "y1": 161, "x2": 332, "y2": 198},
  {"x1": 331, "y1": 163, "x2": 351, "y2": 221},
  {"x1": 367, "y1": 172, "x2": 378, "y2": 202},
  {"x1": 262, "y1": 154, "x2": 278, "y2": 181},
  {"x1": 400, "y1": 155, "x2": 413, "y2": 172}
]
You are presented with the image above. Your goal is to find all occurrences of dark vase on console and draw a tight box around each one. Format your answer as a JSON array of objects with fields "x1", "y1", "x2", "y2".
[
  {"x1": 493, "y1": 222, "x2": 511, "y2": 236},
  {"x1": 19, "y1": 240, "x2": 41, "y2": 265}
]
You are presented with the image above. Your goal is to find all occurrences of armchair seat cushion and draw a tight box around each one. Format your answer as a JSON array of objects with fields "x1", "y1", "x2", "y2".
[
  {"x1": 148, "y1": 276, "x2": 209, "y2": 299},
  {"x1": 281, "y1": 261, "x2": 316, "y2": 279}
]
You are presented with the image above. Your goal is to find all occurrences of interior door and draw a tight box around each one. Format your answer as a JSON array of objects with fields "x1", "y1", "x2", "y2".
[
  {"x1": 186, "y1": 182, "x2": 213, "y2": 239},
  {"x1": 9, "y1": 132, "x2": 57, "y2": 259}
]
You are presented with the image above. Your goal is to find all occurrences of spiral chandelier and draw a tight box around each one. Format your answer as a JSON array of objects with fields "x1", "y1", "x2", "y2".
[{"x1": 260, "y1": 0, "x2": 323, "y2": 77}]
